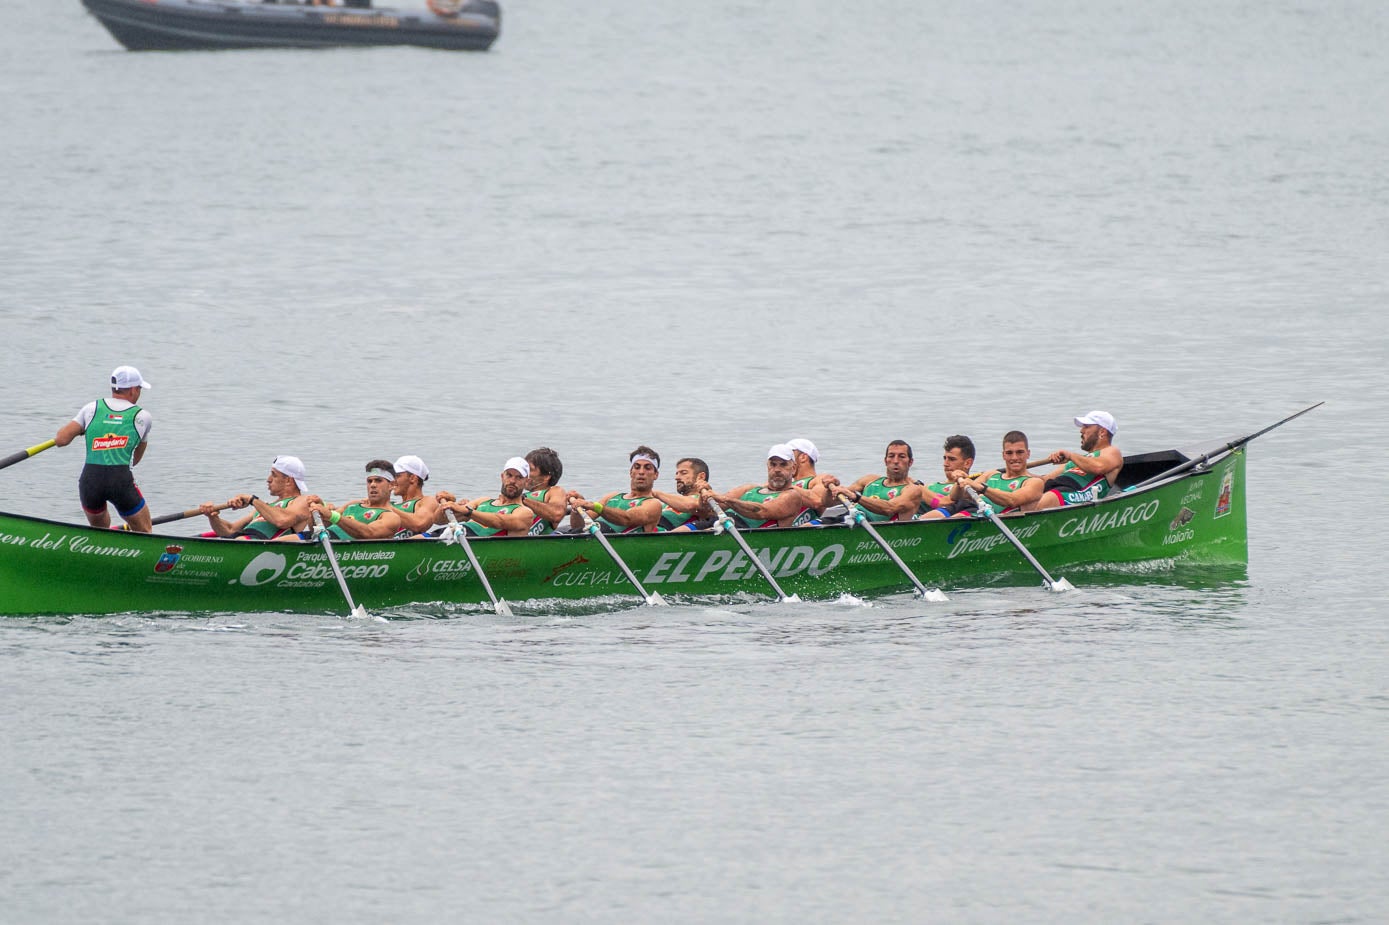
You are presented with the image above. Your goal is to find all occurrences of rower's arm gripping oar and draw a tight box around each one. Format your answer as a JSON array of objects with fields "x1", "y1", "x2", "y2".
[
  {"x1": 839, "y1": 496, "x2": 948, "y2": 602},
  {"x1": 313, "y1": 512, "x2": 370, "y2": 619},
  {"x1": 960, "y1": 485, "x2": 1072, "y2": 592},
  {"x1": 572, "y1": 506, "x2": 666, "y2": 606},
  {"x1": 704, "y1": 498, "x2": 799, "y2": 603},
  {"x1": 443, "y1": 509, "x2": 513, "y2": 616},
  {"x1": 0, "y1": 439, "x2": 56, "y2": 471}
]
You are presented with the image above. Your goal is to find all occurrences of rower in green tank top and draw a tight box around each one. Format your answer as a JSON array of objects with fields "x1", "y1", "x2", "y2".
[
  {"x1": 651, "y1": 456, "x2": 713, "y2": 531},
  {"x1": 387, "y1": 455, "x2": 441, "y2": 537},
  {"x1": 823, "y1": 440, "x2": 922, "y2": 522},
  {"x1": 309, "y1": 459, "x2": 405, "y2": 541},
  {"x1": 786, "y1": 438, "x2": 832, "y2": 518},
  {"x1": 567, "y1": 447, "x2": 666, "y2": 534},
  {"x1": 708, "y1": 445, "x2": 814, "y2": 529},
  {"x1": 1033, "y1": 411, "x2": 1123, "y2": 511},
  {"x1": 519, "y1": 447, "x2": 567, "y2": 535},
  {"x1": 922, "y1": 431, "x2": 1046, "y2": 519},
  {"x1": 441, "y1": 457, "x2": 539, "y2": 537},
  {"x1": 200, "y1": 455, "x2": 313, "y2": 539},
  {"x1": 915, "y1": 435, "x2": 977, "y2": 516}
]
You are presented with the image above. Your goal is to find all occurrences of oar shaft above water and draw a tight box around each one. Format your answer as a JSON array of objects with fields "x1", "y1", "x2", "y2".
[{"x1": 0, "y1": 439, "x2": 56, "y2": 471}]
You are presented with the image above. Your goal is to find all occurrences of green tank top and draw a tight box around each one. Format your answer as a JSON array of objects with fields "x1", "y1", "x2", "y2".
[
  {"x1": 661, "y1": 502, "x2": 695, "y2": 531},
  {"x1": 727, "y1": 486, "x2": 813, "y2": 529},
  {"x1": 241, "y1": 497, "x2": 295, "y2": 539},
  {"x1": 858, "y1": 477, "x2": 911, "y2": 522},
  {"x1": 975, "y1": 472, "x2": 1035, "y2": 515},
  {"x1": 463, "y1": 498, "x2": 524, "y2": 537},
  {"x1": 1059, "y1": 452, "x2": 1114, "y2": 501},
  {"x1": 327, "y1": 502, "x2": 390, "y2": 541},
  {"x1": 84, "y1": 398, "x2": 143, "y2": 467},
  {"x1": 392, "y1": 498, "x2": 420, "y2": 538},
  {"x1": 525, "y1": 488, "x2": 557, "y2": 534},
  {"x1": 596, "y1": 493, "x2": 657, "y2": 534}
]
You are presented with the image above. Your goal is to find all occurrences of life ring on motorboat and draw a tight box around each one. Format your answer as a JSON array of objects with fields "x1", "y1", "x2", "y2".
[{"x1": 427, "y1": 0, "x2": 465, "y2": 16}]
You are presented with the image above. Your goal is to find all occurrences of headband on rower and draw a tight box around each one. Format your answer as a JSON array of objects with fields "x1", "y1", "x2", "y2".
[
  {"x1": 630, "y1": 453, "x2": 659, "y2": 470},
  {"x1": 366, "y1": 467, "x2": 396, "y2": 481}
]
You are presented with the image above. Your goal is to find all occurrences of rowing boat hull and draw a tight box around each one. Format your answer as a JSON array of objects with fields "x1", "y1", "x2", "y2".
[
  {"x1": 0, "y1": 448, "x2": 1247, "y2": 616},
  {"x1": 80, "y1": 0, "x2": 501, "y2": 52}
]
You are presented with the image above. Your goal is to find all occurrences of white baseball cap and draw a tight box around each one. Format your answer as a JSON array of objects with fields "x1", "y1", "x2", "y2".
[
  {"x1": 1074, "y1": 411, "x2": 1117, "y2": 434},
  {"x1": 767, "y1": 443, "x2": 796, "y2": 462},
  {"x1": 503, "y1": 456, "x2": 531, "y2": 478},
  {"x1": 786, "y1": 438, "x2": 819, "y2": 462},
  {"x1": 394, "y1": 455, "x2": 430, "y2": 481},
  {"x1": 271, "y1": 455, "x2": 308, "y2": 492},
  {"x1": 111, "y1": 365, "x2": 151, "y2": 389}
]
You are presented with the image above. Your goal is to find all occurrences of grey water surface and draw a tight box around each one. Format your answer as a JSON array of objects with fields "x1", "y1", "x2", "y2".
[{"x1": 2, "y1": 0, "x2": 1386, "y2": 921}]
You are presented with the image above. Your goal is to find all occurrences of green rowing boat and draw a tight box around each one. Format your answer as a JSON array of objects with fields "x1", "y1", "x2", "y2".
[{"x1": 0, "y1": 440, "x2": 1250, "y2": 616}]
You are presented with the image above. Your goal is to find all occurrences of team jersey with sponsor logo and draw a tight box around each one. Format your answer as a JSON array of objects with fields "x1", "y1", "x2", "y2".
[
  {"x1": 327, "y1": 502, "x2": 390, "y2": 541},
  {"x1": 975, "y1": 473, "x2": 1037, "y2": 516},
  {"x1": 241, "y1": 497, "x2": 295, "y2": 539},
  {"x1": 84, "y1": 398, "x2": 144, "y2": 467},
  {"x1": 727, "y1": 486, "x2": 814, "y2": 529},
  {"x1": 596, "y1": 493, "x2": 657, "y2": 534},
  {"x1": 660, "y1": 502, "x2": 696, "y2": 531},
  {"x1": 462, "y1": 498, "x2": 527, "y2": 537},
  {"x1": 858, "y1": 477, "x2": 910, "y2": 522},
  {"x1": 1054, "y1": 452, "x2": 1115, "y2": 504}
]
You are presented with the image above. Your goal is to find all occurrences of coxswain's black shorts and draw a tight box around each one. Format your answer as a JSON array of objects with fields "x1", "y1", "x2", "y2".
[{"x1": 79, "y1": 464, "x2": 146, "y2": 517}]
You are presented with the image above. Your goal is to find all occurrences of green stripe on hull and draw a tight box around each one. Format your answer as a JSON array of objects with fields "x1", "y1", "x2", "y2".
[{"x1": 0, "y1": 452, "x2": 1247, "y2": 616}]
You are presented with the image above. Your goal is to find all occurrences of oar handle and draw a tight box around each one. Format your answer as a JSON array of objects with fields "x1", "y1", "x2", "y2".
[
  {"x1": 150, "y1": 500, "x2": 234, "y2": 527},
  {"x1": 0, "y1": 439, "x2": 57, "y2": 471}
]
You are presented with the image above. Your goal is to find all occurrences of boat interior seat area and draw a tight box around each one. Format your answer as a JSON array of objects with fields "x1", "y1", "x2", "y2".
[{"x1": 1115, "y1": 450, "x2": 1188, "y2": 490}]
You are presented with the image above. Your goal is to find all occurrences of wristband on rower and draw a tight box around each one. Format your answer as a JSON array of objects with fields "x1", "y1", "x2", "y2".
[
  {"x1": 330, "y1": 510, "x2": 341, "y2": 526},
  {"x1": 591, "y1": 501, "x2": 604, "y2": 515}
]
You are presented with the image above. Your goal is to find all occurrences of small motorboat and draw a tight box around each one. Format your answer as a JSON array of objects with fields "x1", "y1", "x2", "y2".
[{"x1": 81, "y1": 0, "x2": 500, "y2": 52}]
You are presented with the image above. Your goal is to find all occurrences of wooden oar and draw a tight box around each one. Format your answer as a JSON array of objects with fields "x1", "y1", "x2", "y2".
[
  {"x1": 443, "y1": 509, "x2": 513, "y2": 616},
  {"x1": 1129, "y1": 401, "x2": 1324, "y2": 491},
  {"x1": 0, "y1": 439, "x2": 56, "y2": 471},
  {"x1": 572, "y1": 506, "x2": 666, "y2": 606},
  {"x1": 839, "y1": 495, "x2": 948, "y2": 602},
  {"x1": 704, "y1": 498, "x2": 799, "y2": 603},
  {"x1": 153, "y1": 501, "x2": 234, "y2": 527},
  {"x1": 118, "y1": 501, "x2": 235, "y2": 531},
  {"x1": 960, "y1": 484, "x2": 1073, "y2": 592},
  {"x1": 313, "y1": 512, "x2": 369, "y2": 619}
]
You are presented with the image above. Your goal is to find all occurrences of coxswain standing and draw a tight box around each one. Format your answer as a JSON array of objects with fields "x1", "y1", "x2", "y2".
[{"x1": 54, "y1": 365, "x2": 154, "y2": 532}]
